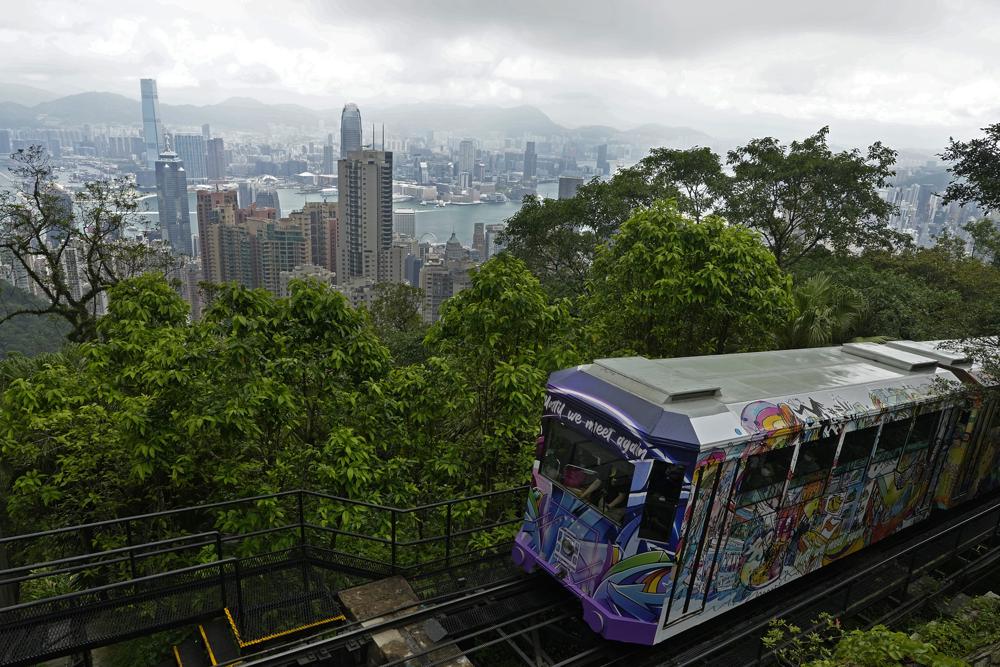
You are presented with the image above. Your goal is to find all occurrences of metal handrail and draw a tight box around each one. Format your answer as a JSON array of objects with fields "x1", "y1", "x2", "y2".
[{"x1": 0, "y1": 485, "x2": 529, "y2": 548}]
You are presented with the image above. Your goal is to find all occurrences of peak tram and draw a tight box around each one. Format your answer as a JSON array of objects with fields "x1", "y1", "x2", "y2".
[{"x1": 512, "y1": 341, "x2": 1000, "y2": 645}]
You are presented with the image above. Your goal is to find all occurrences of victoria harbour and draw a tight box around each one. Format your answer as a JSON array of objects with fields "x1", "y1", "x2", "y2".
[{"x1": 273, "y1": 181, "x2": 558, "y2": 246}]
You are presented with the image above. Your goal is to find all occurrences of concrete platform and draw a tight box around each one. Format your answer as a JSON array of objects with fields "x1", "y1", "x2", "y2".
[{"x1": 339, "y1": 576, "x2": 472, "y2": 667}]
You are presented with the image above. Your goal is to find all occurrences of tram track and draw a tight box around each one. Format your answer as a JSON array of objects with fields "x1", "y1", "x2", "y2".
[{"x1": 227, "y1": 492, "x2": 1000, "y2": 667}]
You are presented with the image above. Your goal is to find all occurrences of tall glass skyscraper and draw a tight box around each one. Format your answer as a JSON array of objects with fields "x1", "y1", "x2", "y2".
[
  {"x1": 340, "y1": 103, "x2": 362, "y2": 158},
  {"x1": 173, "y1": 134, "x2": 207, "y2": 180},
  {"x1": 155, "y1": 149, "x2": 193, "y2": 256},
  {"x1": 140, "y1": 79, "x2": 165, "y2": 169}
]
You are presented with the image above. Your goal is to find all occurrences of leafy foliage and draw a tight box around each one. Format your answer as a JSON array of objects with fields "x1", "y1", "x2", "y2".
[
  {"x1": 426, "y1": 254, "x2": 579, "y2": 488},
  {"x1": 724, "y1": 126, "x2": 903, "y2": 269},
  {"x1": 585, "y1": 199, "x2": 793, "y2": 358},
  {"x1": 941, "y1": 123, "x2": 1000, "y2": 212},
  {"x1": 0, "y1": 146, "x2": 175, "y2": 342},
  {"x1": 0, "y1": 280, "x2": 69, "y2": 358},
  {"x1": 633, "y1": 146, "x2": 725, "y2": 221},
  {"x1": 782, "y1": 274, "x2": 864, "y2": 348}
]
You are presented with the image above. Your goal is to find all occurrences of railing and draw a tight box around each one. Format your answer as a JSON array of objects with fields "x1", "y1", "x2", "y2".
[{"x1": 0, "y1": 486, "x2": 529, "y2": 611}]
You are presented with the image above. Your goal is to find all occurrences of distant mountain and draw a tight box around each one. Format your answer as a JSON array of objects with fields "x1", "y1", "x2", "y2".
[
  {"x1": 0, "y1": 102, "x2": 38, "y2": 128},
  {"x1": 34, "y1": 92, "x2": 139, "y2": 125},
  {"x1": 367, "y1": 103, "x2": 564, "y2": 137},
  {"x1": 0, "y1": 89, "x2": 717, "y2": 148},
  {"x1": 0, "y1": 83, "x2": 61, "y2": 107}
]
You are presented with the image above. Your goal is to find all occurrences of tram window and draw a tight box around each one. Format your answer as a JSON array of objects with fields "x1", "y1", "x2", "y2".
[
  {"x1": 835, "y1": 426, "x2": 878, "y2": 472},
  {"x1": 789, "y1": 435, "x2": 837, "y2": 488},
  {"x1": 737, "y1": 447, "x2": 794, "y2": 506},
  {"x1": 872, "y1": 418, "x2": 912, "y2": 463},
  {"x1": 539, "y1": 421, "x2": 635, "y2": 525},
  {"x1": 638, "y1": 461, "x2": 686, "y2": 542},
  {"x1": 906, "y1": 410, "x2": 941, "y2": 451}
]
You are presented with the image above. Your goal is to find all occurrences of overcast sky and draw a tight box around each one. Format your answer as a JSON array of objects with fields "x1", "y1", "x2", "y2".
[{"x1": 3, "y1": 0, "x2": 999, "y2": 149}]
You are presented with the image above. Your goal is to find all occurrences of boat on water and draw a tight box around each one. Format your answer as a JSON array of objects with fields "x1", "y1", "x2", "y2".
[
  {"x1": 434, "y1": 200, "x2": 448, "y2": 207},
  {"x1": 392, "y1": 194, "x2": 414, "y2": 203},
  {"x1": 482, "y1": 193, "x2": 509, "y2": 204}
]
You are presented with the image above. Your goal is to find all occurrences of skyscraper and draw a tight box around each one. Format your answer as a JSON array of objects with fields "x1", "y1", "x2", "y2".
[
  {"x1": 201, "y1": 124, "x2": 211, "y2": 141},
  {"x1": 173, "y1": 134, "x2": 207, "y2": 180},
  {"x1": 558, "y1": 176, "x2": 584, "y2": 199},
  {"x1": 340, "y1": 103, "x2": 362, "y2": 158},
  {"x1": 140, "y1": 79, "x2": 165, "y2": 169},
  {"x1": 459, "y1": 139, "x2": 475, "y2": 180},
  {"x1": 155, "y1": 149, "x2": 193, "y2": 255},
  {"x1": 472, "y1": 222, "x2": 486, "y2": 258},
  {"x1": 322, "y1": 133, "x2": 335, "y2": 175},
  {"x1": 523, "y1": 141, "x2": 537, "y2": 180},
  {"x1": 393, "y1": 209, "x2": 416, "y2": 238},
  {"x1": 596, "y1": 144, "x2": 609, "y2": 175},
  {"x1": 336, "y1": 149, "x2": 393, "y2": 283},
  {"x1": 206, "y1": 137, "x2": 227, "y2": 180}
]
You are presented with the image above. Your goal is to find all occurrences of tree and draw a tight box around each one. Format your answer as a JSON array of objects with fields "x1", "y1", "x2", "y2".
[
  {"x1": 425, "y1": 254, "x2": 578, "y2": 489},
  {"x1": 368, "y1": 282, "x2": 429, "y2": 365},
  {"x1": 781, "y1": 274, "x2": 864, "y2": 348},
  {"x1": 634, "y1": 146, "x2": 725, "y2": 221},
  {"x1": 0, "y1": 280, "x2": 70, "y2": 358},
  {"x1": 724, "y1": 127, "x2": 902, "y2": 269},
  {"x1": 499, "y1": 167, "x2": 666, "y2": 299},
  {"x1": 496, "y1": 195, "x2": 597, "y2": 300},
  {"x1": 584, "y1": 199, "x2": 793, "y2": 358},
  {"x1": 963, "y1": 218, "x2": 1000, "y2": 264},
  {"x1": 941, "y1": 123, "x2": 1000, "y2": 212},
  {"x1": 0, "y1": 146, "x2": 174, "y2": 342}
]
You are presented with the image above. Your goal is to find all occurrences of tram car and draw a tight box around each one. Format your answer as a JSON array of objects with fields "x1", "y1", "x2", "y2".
[{"x1": 512, "y1": 340, "x2": 1000, "y2": 645}]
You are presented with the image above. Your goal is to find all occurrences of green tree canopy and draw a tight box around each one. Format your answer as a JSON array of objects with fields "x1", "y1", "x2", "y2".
[
  {"x1": 781, "y1": 274, "x2": 864, "y2": 349},
  {"x1": 426, "y1": 254, "x2": 578, "y2": 488},
  {"x1": 0, "y1": 146, "x2": 175, "y2": 342},
  {"x1": 633, "y1": 146, "x2": 725, "y2": 221},
  {"x1": 941, "y1": 123, "x2": 1000, "y2": 212},
  {"x1": 724, "y1": 126, "x2": 902, "y2": 269},
  {"x1": 584, "y1": 199, "x2": 793, "y2": 358}
]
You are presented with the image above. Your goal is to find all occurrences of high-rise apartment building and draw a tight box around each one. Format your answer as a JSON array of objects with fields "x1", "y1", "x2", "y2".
[
  {"x1": 173, "y1": 134, "x2": 207, "y2": 180},
  {"x1": 255, "y1": 187, "x2": 281, "y2": 214},
  {"x1": 322, "y1": 134, "x2": 335, "y2": 175},
  {"x1": 206, "y1": 138, "x2": 227, "y2": 180},
  {"x1": 459, "y1": 139, "x2": 475, "y2": 179},
  {"x1": 287, "y1": 202, "x2": 337, "y2": 273},
  {"x1": 523, "y1": 141, "x2": 537, "y2": 180},
  {"x1": 596, "y1": 144, "x2": 609, "y2": 175},
  {"x1": 472, "y1": 222, "x2": 486, "y2": 258},
  {"x1": 336, "y1": 149, "x2": 393, "y2": 283},
  {"x1": 155, "y1": 149, "x2": 193, "y2": 255},
  {"x1": 0, "y1": 130, "x2": 11, "y2": 155},
  {"x1": 340, "y1": 103, "x2": 362, "y2": 158},
  {"x1": 201, "y1": 124, "x2": 211, "y2": 140},
  {"x1": 393, "y1": 209, "x2": 416, "y2": 238},
  {"x1": 485, "y1": 223, "x2": 505, "y2": 259},
  {"x1": 558, "y1": 176, "x2": 585, "y2": 199},
  {"x1": 140, "y1": 79, "x2": 165, "y2": 169}
]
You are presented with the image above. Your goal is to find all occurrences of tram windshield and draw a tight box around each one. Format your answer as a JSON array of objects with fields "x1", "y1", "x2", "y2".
[{"x1": 540, "y1": 421, "x2": 635, "y2": 524}]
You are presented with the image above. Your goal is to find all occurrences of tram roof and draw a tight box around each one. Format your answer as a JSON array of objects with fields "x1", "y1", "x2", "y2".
[{"x1": 550, "y1": 342, "x2": 969, "y2": 452}]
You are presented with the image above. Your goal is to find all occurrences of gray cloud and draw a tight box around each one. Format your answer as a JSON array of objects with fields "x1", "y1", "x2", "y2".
[{"x1": 1, "y1": 0, "x2": 998, "y2": 149}]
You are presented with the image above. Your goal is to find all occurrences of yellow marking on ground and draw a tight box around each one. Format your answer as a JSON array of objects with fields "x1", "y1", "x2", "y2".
[
  {"x1": 199, "y1": 624, "x2": 218, "y2": 665},
  {"x1": 223, "y1": 606, "x2": 346, "y2": 648},
  {"x1": 172, "y1": 644, "x2": 183, "y2": 667}
]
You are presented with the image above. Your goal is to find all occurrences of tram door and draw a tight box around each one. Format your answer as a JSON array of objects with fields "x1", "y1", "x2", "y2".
[{"x1": 661, "y1": 458, "x2": 731, "y2": 627}]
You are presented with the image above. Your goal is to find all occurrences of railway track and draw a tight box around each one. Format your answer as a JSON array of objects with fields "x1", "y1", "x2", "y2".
[{"x1": 223, "y1": 492, "x2": 1000, "y2": 667}]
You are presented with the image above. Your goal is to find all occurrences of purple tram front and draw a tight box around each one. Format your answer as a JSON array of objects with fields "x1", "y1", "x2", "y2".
[{"x1": 513, "y1": 344, "x2": 972, "y2": 645}]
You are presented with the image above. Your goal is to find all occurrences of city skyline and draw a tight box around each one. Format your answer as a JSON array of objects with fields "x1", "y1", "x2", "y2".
[{"x1": 1, "y1": 1, "x2": 999, "y2": 150}]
